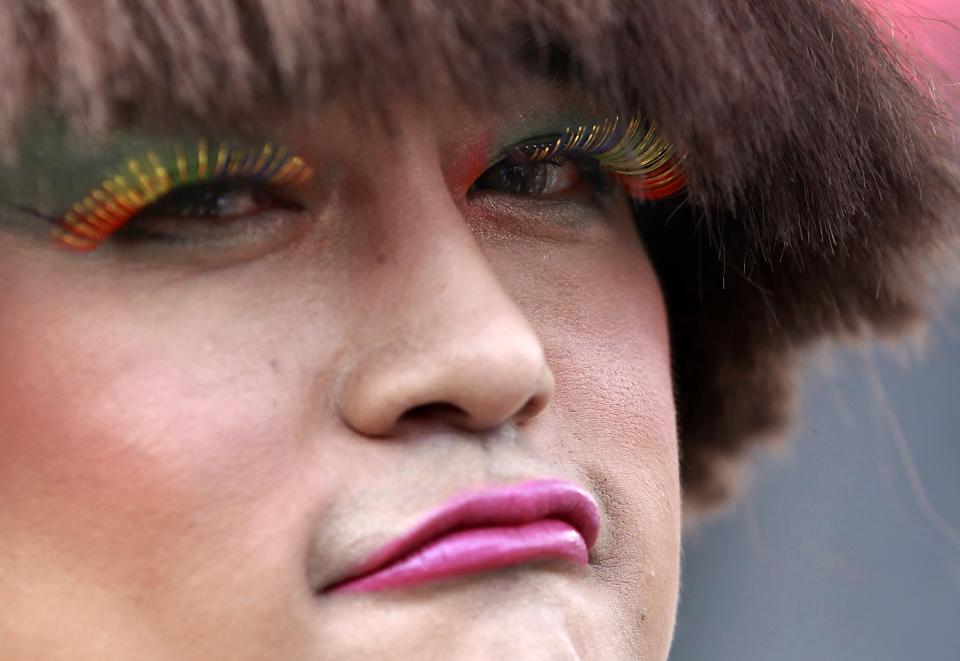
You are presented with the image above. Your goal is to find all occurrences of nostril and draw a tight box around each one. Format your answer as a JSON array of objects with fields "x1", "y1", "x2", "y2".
[
  {"x1": 401, "y1": 401, "x2": 471, "y2": 425},
  {"x1": 513, "y1": 391, "x2": 549, "y2": 424},
  {"x1": 399, "y1": 394, "x2": 545, "y2": 432}
]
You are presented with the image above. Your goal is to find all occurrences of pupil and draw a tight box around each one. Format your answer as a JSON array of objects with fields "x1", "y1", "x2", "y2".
[
  {"x1": 149, "y1": 183, "x2": 247, "y2": 218},
  {"x1": 491, "y1": 162, "x2": 550, "y2": 195}
]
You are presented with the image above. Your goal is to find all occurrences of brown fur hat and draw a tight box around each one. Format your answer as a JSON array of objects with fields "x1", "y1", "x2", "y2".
[{"x1": 1, "y1": 0, "x2": 957, "y2": 516}]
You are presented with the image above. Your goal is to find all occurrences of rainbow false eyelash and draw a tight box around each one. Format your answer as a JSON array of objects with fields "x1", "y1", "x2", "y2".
[
  {"x1": 506, "y1": 113, "x2": 686, "y2": 201},
  {"x1": 51, "y1": 141, "x2": 315, "y2": 252}
]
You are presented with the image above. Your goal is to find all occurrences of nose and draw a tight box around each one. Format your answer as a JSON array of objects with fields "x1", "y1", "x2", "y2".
[{"x1": 336, "y1": 171, "x2": 555, "y2": 438}]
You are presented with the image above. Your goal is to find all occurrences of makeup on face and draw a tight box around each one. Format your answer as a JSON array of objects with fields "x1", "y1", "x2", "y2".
[
  {"x1": 0, "y1": 110, "x2": 686, "y2": 256},
  {"x1": 322, "y1": 479, "x2": 601, "y2": 594}
]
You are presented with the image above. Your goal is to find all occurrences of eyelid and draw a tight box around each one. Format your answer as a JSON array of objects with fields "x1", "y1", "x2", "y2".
[{"x1": 50, "y1": 141, "x2": 316, "y2": 252}]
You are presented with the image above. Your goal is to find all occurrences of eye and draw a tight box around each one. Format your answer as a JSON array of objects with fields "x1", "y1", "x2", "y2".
[
  {"x1": 108, "y1": 180, "x2": 304, "y2": 244},
  {"x1": 49, "y1": 142, "x2": 315, "y2": 252},
  {"x1": 475, "y1": 115, "x2": 686, "y2": 206},
  {"x1": 144, "y1": 181, "x2": 279, "y2": 219},
  {"x1": 472, "y1": 159, "x2": 583, "y2": 196},
  {"x1": 137, "y1": 180, "x2": 300, "y2": 223}
]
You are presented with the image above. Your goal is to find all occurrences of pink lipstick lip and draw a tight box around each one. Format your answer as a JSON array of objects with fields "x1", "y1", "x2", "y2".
[{"x1": 322, "y1": 478, "x2": 601, "y2": 594}]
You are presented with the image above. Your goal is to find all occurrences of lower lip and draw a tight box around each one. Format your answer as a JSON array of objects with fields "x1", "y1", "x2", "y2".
[{"x1": 327, "y1": 518, "x2": 588, "y2": 594}]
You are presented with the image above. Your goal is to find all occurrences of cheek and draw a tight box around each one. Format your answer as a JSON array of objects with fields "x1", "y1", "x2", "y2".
[
  {"x1": 552, "y1": 266, "x2": 674, "y2": 442},
  {"x1": 548, "y1": 249, "x2": 679, "y2": 525},
  {"x1": 560, "y1": 253, "x2": 681, "y2": 649},
  {"x1": 503, "y1": 237, "x2": 676, "y2": 475},
  {"x1": 0, "y1": 253, "x2": 329, "y2": 650},
  {"x1": 500, "y1": 235, "x2": 680, "y2": 648},
  {"x1": 0, "y1": 296, "x2": 283, "y2": 504},
  {"x1": 0, "y1": 254, "x2": 317, "y2": 585}
]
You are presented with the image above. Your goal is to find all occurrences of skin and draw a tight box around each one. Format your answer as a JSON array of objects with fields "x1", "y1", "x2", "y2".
[{"x1": 0, "y1": 88, "x2": 681, "y2": 660}]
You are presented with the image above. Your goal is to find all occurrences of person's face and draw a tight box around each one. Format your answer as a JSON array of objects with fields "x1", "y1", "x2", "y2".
[{"x1": 0, "y1": 87, "x2": 681, "y2": 659}]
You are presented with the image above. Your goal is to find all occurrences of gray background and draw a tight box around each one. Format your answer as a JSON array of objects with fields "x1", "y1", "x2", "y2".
[{"x1": 670, "y1": 302, "x2": 960, "y2": 660}]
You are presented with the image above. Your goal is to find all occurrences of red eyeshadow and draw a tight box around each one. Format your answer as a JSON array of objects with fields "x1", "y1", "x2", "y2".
[{"x1": 444, "y1": 134, "x2": 492, "y2": 195}]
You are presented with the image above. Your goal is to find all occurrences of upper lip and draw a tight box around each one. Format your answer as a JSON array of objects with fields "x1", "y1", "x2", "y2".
[{"x1": 321, "y1": 478, "x2": 601, "y2": 592}]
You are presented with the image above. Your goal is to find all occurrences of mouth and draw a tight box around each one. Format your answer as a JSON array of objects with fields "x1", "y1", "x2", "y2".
[{"x1": 321, "y1": 478, "x2": 601, "y2": 595}]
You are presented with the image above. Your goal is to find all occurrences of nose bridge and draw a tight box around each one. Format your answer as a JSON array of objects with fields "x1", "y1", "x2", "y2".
[{"x1": 336, "y1": 166, "x2": 554, "y2": 438}]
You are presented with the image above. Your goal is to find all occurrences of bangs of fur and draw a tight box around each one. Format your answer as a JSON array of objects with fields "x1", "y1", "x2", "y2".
[{"x1": 1, "y1": 0, "x2": 957, "y2": 517}]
